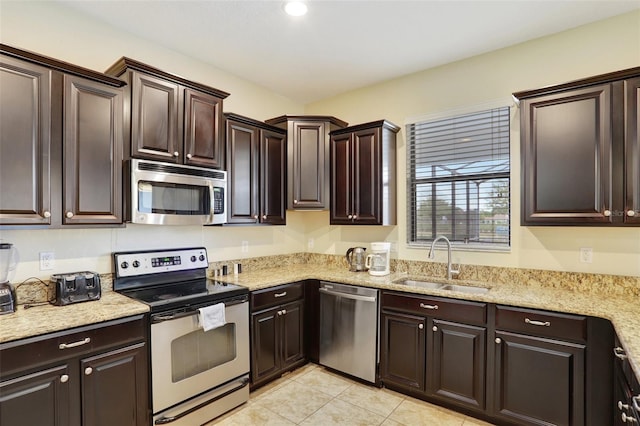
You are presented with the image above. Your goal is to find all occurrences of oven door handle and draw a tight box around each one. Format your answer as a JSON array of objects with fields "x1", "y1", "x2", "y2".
[
  {"x1": 151, "y1": 298, "x2": 248, "y2": 323},
  {"x1": 154, "y1": 377, "x2": 250, "y2": 424}
]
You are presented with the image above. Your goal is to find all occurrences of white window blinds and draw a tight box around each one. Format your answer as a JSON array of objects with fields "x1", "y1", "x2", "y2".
[{"x1": 407, "y1": 106, "x2": 511, "y2": 247}]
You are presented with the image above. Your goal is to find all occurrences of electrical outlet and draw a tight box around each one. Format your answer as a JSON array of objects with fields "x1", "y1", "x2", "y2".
[
  {"x1": 307, "y1": 238, "x2": 314, "y2": 250},
  {"x1": 579, "y1": 247, "x2": 593, "y2": 264},
  {"x1": 241, "y1": 241, "x2": 249, "y2": 253},
  {"x1": 40, "y1": 252, "x2": 55, "y2": 270}
]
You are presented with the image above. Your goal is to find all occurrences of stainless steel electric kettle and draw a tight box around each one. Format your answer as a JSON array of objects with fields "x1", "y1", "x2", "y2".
[{"x1": 345, "y1": 247, "x2": 367, "y2": 272}]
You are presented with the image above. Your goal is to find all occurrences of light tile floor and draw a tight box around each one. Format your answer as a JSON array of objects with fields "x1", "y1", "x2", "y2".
[{"x1": 208, "y1": 364, "x2": 495, "y2": 426}]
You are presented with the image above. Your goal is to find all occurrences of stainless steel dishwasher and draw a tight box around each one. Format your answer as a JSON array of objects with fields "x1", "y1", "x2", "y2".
[{"x1": 319, "y1": 281, "x2": 379, "y2": 384}]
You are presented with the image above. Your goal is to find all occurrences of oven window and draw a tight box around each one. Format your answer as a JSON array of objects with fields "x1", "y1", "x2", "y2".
[
  {"x1": 170, "y1": 323, "x2": 237, "y2": 383},
  {"x1": 138, "y1": 181, "x2": 210, "y2": 215}
]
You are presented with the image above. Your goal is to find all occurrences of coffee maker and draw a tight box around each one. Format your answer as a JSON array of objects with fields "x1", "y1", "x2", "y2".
[
  {"x1": 0, "y1": 243, "x2": 18, "y2": 314},
  {"x1": 365, "y1": 242, "x2": 391, "y2": 276}
]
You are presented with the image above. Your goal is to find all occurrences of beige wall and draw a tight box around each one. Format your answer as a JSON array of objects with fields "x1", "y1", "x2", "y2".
[
  {"x1": 1, "y1": 3, "x2": 639, "y2": 280},
  {"x1": 305, "y1": 10, "x2": 640, "y2": 277}
]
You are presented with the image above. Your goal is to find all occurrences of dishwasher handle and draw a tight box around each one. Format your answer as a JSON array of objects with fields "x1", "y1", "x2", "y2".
[{"x1": 319, "y1": 287, "x2": 377, "y2": 303}]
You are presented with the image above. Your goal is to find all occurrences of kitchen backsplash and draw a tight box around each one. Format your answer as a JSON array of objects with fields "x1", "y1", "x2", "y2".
[{"x1": 14, "y1": 253, "x2": 640, "y2": 305}]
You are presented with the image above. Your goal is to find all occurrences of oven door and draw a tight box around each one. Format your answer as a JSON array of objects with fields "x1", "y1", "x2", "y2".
[{"x1": 150, "y1": 299, "x2": 249, "y2": 413}]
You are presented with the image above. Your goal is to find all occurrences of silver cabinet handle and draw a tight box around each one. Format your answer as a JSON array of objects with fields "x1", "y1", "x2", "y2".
[
  {"x1": 173, "y1": 151, "x2": 179, "y2": 157},
  {"x1": 186, "y1": 153, "x2": 192, "y2": 159},
  {"x1": 60, "y1": 374, "x2": 69, "y2": 383},
  {"x1": 65, "y1": 211, "x2": 74, "y2": 218},
  {"x1": 59, "y1": 337, "x2": 90, "y2": 349},
  {"x1": 604, "y1": 209, "x2": 612, "y2": 217},
  {"x1": 348, "y1": 214, "x2": 353, "y2": 219},
  {"x1": 262, "y1": 215, "x2": 267, "y2": 220},
  {"x1": 277, "y1": 310, "x2": 282, "y2": 316},
  {"x1": 293, "y1": 199, "x2": 298, "y2": 204},
  {"x1": 432, "y1": 326, "x2": 438, "y2": 332},
  {"x1": 418, "y1": 324, "x2": 424, "y2": 330},
  {"x1": 352, "y1": 214, "x2": 357, "y2": 220},
  {"x1": 282, "y1": 309, "x2": 287, "y2": 315},
  {"x1": 628, "y1": 210, "x2": 636, "y2": 217},
  {"x1": 619, "y1": 401, "x2": 630, "y2": 410},
  {"x1": 623, "y1": 412, "x2": 638, "y2": 423},
  {"x1": 495, "y1": 338, "x2": 502, "y2": 344},
  {"x1": 525, "y1": 318, "x2": 550, "y2": 327},
  {"x1": 274, "y1": 291, "x2": 287, "y2": 298},
  {"x1": 419, "y1": 303, "x2": 438, "y2": 310},
  {"x1": 43, "y1": 210, "x2": 51, "y2": 218},
  {"x1": 84, "y1": 367, "x2": 93, "y2": 375},
  {"x1": 614, "y1": 347, "x2": 628, "y2": 360}
]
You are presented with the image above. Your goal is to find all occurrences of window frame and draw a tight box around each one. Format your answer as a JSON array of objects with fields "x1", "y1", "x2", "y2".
[{"x1": 405, "y1": 103, "x2": 512, "y2": 252}]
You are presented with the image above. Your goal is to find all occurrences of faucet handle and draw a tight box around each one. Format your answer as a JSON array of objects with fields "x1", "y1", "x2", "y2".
[{"x1": 450, "y1": 264, "x2": 461, "y2": 277}]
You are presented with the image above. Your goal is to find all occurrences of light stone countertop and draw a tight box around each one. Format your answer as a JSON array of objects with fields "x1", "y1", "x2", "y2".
[
  {"x1": 1, "y1": 262, "x2": 638, "y2": 384},
  {"x1": 0, "y1": 291, "x2": 149, "y2": 344}
]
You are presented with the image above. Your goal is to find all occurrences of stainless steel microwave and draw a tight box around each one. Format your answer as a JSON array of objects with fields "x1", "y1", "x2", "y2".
[{"x1": 126, "y1": 159, "x2": 226, "y2": 226}]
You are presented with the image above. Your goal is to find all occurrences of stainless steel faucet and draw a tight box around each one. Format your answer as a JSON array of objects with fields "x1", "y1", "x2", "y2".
[{"x1": 428, "y1": 235, "x2": 460, "y2": 280}]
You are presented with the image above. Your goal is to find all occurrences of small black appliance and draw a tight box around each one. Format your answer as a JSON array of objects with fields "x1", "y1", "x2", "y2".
[{"x1": 51, "y1": 271, "x2": 101, "y2": 306}]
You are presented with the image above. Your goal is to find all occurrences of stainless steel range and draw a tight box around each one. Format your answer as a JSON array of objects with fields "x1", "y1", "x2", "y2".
[{"x1": 113, "y1": 247, "x2": 249, "y2": 426}]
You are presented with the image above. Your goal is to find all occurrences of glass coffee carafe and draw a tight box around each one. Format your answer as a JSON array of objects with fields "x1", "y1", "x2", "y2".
[{"x1": 365, "y1": 242, "x2": 391, "y2": 276}]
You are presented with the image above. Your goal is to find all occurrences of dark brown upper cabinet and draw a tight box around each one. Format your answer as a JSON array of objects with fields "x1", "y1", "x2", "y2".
[
  {"x1": 225, "y1": 113, "x2": 286, "y2": 225},
  {"x1": 0, "y1": 44, "x2": 125, "y2": 227},
  {"x1": 265, "y1": 116, "x2": 347, "y2": 210},
  {"x1": 105, "y1": 58, "x2": 229, "y2": 169},
  {"x1": 329, "y1": 120, "x2": 399, "y2": 225},
  {"x1": 514, "y1": 66, "x2": 640, "y2": 226}
]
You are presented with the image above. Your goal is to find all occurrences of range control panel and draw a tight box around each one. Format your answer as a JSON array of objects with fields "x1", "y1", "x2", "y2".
[{"x1": 114, "y1": 247, "x2": 208, "y2": 278}]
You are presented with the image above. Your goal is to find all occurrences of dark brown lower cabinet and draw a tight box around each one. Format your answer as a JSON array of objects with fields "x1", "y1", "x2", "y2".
[
  {"x1": 0, "y1": 315, "x2": 149, "y2": 426},
  {"x1": 428, "y1": 319, "x2": 486, "y2": 411},
  {"x1": 380, "y1": 291, "x2": 487, "y2": 416},
  {"x1": 380, "y1": 310, "x2": 426, "y2": 392},
  {"x1": 492, "y1": 330, "x2": 585, "y2": 426},
  {"x1": 250, "y1": 283, "x2": 305, "y2": 389}
]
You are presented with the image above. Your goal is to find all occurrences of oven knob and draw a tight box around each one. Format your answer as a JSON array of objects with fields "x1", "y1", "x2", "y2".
[
  {"x1": 199, "y1": 255, "x2": 205, "y2": 262},
  {"x1": 120, "y1": 261, "x2": 129, "y2": 269},
  {"x1": 132, "y1": 260, "x2": 140, "y2": 268},
  {"x1": 191, "y1": 255, "x2": 197, "y2": 262}
]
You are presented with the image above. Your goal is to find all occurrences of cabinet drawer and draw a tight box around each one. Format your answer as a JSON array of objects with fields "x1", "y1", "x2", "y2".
[
  {"x1": 0, "y1": 315, "x2": 146, "y2": 378},
  {"x1": 251, "y1": 282, "x2": 304, "y2": 311},
  {"x1": 381, "y1": 291, "x2": 486, "y2": 325},
  {"x1": 495, "y1": 305, "x2": 587, "y2": 342}
]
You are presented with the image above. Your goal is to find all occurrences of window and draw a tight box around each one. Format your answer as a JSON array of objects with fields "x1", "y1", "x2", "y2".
[{"x1": 407, "y1": 106, "x2": 510, "y2": 249}]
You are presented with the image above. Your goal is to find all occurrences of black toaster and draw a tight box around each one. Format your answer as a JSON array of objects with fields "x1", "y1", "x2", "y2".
[{"x1": 51, "y1": 271, "x2": 101, "y2": 306}]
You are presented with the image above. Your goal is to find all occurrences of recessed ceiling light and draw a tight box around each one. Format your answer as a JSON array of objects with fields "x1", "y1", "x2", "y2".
[{"x1": 284, "y1": 1, "x2": 308, "y2": 17}]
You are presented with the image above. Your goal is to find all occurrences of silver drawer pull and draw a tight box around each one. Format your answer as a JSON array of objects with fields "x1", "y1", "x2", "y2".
[
  {"x1": 614, "y1": 347, "x2": 628, "y2": 360},
  {"x1": 60, "y1": 374, "x2": 69, "y2": 383},
  {"x1": 274, "y1": 291, "x2": 287, "y2": 298},
  {"x1": 619, "y1": 401, "x2": 630, "y2": 410},
  {"x1": 419, "y1": 303, "x2": 438, "y2": 310},
  {"x1": 525, "y1": 318, "x2": 550, "y2": 327},
  {"x1": 623, "y1": 412, "x2": 638, "y2": 423},
  {"x1": 59, "y1": 337, "x2": 90, "y2": 350}
]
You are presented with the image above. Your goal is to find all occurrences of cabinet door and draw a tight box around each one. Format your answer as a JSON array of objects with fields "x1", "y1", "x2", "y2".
[
  {"x1": 521, "y1": 84, "x2": 613, "y2": 225},
  {"x1": 0, "y1": 55, "x2": 52, "y2": 225},
  {"x1": 493, "y1": 330, "x2": 585, "y2": 426},
  {"x1": 130, "y1": 71, "x2": 180, "y2": 162},
  {"x1": 280, "y1": 300, "x2": 304, "y2": 368},
  {"x1": 625, "y1": 76, "x2": 640, "y2": 224},
  {"x1": 261, "y1": 129, "x2": 286, "y2": 224},
  {"x1": 63, "y1": 75, "x2": 123, "y2": 224},
  {"x1": 251, "y1": 308, "x2": 280, "y2": 385},
  {"x1": 289, "y1": 120, "x2": 328, "y2": 209},
  {"x1": 227, "y1": 119, "x2": 259, "y2": 223},
  {"x1": 0, "y1": 364, "x2": 71, "y2": 426},
  {"x1": 81, "y1": 342, "x2": 148, "y2": 426},
  {"x1": 330, "y1": 132, "x2": 354, "y2": 224},
  {"x1": 352, "y1": 127, "x2": 381, "y2": 224},
  {"x1": 380, "y1": 310, "x2": 426, "y2": 392},
  {"x1": 183, "y1": 88, "x2": 223, "y2": 169},
  {"x1": 428, "y1": 319, "x2": 486, "y2": 411}
]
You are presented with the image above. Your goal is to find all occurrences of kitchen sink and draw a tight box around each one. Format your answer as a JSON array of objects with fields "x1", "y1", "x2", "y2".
[
  {"x1": 440, "y1": 284, "x2": 490, "y2": 294},
  {"x1": 392, "y1": 279, "x2": 446, "y2": 290},
  {"x1": 393, "y1": 278, "x2": 490, "y2": 294}
]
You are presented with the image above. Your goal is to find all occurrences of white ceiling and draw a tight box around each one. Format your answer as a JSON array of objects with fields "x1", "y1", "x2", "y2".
[{"x1": 57, "y1": 0, "x2": 640, "y2": 104}]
